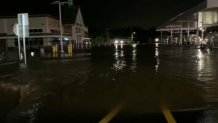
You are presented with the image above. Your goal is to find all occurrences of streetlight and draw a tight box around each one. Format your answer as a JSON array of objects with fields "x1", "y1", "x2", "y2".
[{"x1": 51, "y1": 1, "x2": 68, "y2": 53}]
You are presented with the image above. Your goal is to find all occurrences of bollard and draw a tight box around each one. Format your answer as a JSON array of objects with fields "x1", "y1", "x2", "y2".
[
  {"x1": 52, "y1": 45, "x2": 56, "y2": 54},
  {"x1": 55, "y1": 44, "x2": 58, "y2": 53},
  {"x1": 52, "y1": 44, "x2": 58, "y2": 58},
  {"x1": 68, "y1": 42, "x2": 73, "y2": 56}
]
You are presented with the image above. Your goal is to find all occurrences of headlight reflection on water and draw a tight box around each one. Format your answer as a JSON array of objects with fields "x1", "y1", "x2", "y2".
[
  {"x1": 155, "y1": 45, "x2": 160, "y2": 73},
  {"x1": 131, "y1": 47, "x2": 137, "y2": 72},
  {"x1": 197, "y1": 49, "x2": 204, "y2": 72},
  {"x1": 113, "y1": 47, "x2": 126, "y2": 71},
  {"x1": 113, "y1": 45, "x2": 137, "y2": 72},
  {"x1": 195, "y1": 49, "x2": 218, "y2": 105}
]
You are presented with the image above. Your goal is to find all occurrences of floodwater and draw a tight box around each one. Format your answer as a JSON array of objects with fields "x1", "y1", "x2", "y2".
[{"x1": 0, "y1": 44, "x2": 218, "y2": 123}]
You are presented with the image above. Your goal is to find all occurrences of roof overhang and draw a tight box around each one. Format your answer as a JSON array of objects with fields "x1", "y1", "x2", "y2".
[{"x1": 157, "y1": 0, "x2": 218, "y2": 31}]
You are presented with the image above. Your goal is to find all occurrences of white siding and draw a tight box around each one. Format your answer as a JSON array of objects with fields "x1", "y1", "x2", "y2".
[
  {"x1": 207, "y1": 0, "x2": 218, "y2": 8},
  {"x1": 29, "y1": 17, "x2": 47, "y2": 32},
  {"x1": 203, "y1": 11, "x2": 218, "y2": 25},
  {"x1": 0, "y1": 19, "x2": 6, "y2": 33},
  {"x1": 3, "y1": 18, "x2": 17, "y2": 34},
  {"x1": 7, "y1": 39, "x2": 15, "y2": 47},
  {"x1": 47, "y1": 17, "x2": 60, "y2": 33}
]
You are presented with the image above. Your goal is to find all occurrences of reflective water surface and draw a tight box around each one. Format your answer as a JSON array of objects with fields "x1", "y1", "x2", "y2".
[{"x1": 0, "y1": 44, "x2": 218, "y2": 123}]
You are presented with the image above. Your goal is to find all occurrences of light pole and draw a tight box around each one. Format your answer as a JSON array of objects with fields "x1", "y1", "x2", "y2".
[
  {"x1": 131, "y1": 32, "x2": 136, "y2": 44},
  {"x1": 51, "y1": 1, "x2": 68, "y2": 53},
  {"x1": 106, "y1": 27, "x2": 110, "y2": 45}
]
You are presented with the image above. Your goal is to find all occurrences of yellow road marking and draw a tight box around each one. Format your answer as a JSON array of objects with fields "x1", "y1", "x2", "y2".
[
  {"x1": 162, "y1": 108, "x2": 177, "y2": 123},
  {"x1": 99, "y1": 104, "x2": 122, "y2": 123}
]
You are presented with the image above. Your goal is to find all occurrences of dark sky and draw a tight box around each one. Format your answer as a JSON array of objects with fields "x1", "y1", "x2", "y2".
[{"x1": 0, "y1": 0, "x2": 204, "y2": 29}]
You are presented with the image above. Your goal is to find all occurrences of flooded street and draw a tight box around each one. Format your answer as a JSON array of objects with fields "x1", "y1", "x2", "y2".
[{"x1": 0, "y1": 44, "x2": 218, "y2": 122}]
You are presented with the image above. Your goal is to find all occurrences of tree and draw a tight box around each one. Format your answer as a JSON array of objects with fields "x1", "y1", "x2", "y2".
[{"x1": 92, "y1": 35, "x2": 105, "y2": 46}]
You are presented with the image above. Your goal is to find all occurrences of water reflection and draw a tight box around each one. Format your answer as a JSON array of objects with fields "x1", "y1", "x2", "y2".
[
  {"x1": 198, "y1": 109, "x2": 218, "y2": 123},
  {"x1": 0, "y1": 81, "x2": 44, "y2": 123},
  {"x1": 155, "y1": 43, "x2": 160, "y2": 73},
  {"x1": 120, "y1": 44, "x2": 123, "y2": 49},
  {"x1": 113, "y1": 44, "x2": 137, "y2": 72},
  {"x1": 197, "y1": 49, "x2": 204, "y2": 73},
  {"x1": 131, "y1": 45, "x2": 137, "y2": 72},
  {"x1": 195, "y1": 49, "x2": 218, "y2": 103},
  {"x1": 196, "y1": 49, "x2": 214, "y2": 81},
  {"x1": 113, "y1": 45, "x2": 126, "y2": 71}
]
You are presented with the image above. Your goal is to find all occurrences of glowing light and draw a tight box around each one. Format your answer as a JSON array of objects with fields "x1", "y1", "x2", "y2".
[
  {"x1": 199, "y1": 38, "x2": 203, "y2": 43},
  {"x1": 132, "y1": 44, "x2": 137, "y2": 48},
  {"x1": 200, "y1": 28, "x2": 204, "y2": 31},
  {"x1": 155, "y1": 38, "x2": 159, "y2": 42},
  {"x1": 64, "y1": 38, "x2": 69, "y2": 40},
  {"x1": 120, "y1": 40, "x2": 124, "y2": 44},
  {"x1": 114, "y1": 40, "x2": 119, "y2": 44},
  {"x1": 31, "y1": 52, "x2": 35, "y2": 57}
]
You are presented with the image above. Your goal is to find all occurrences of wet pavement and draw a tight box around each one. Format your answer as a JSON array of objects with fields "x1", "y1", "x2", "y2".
[{"x1": 0, "y1": 44, "x2": 218, "y2": 123}]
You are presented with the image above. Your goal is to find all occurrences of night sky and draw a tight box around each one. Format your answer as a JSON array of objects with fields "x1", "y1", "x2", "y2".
[{"x1": 1, "y1": 0, "x2": 204, "y2": 29}]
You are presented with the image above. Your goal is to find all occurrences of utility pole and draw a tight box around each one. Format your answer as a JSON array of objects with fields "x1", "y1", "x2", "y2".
[{"x1": 106, "y1": 28, "x2": 109, "y2": 44}]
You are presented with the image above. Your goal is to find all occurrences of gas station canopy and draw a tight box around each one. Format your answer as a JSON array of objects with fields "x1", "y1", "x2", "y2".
[{"x1": 156, "y1": 0, "x2": 218, "y2": 32}]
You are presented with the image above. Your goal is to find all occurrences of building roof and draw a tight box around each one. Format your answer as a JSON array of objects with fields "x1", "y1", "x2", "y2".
[
  {"x1": 0, "y1": 6, "x2": 83, "y2": 25},
  {"x1": 62, "y1": 6, "x2": 80, "y2": 24}
]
